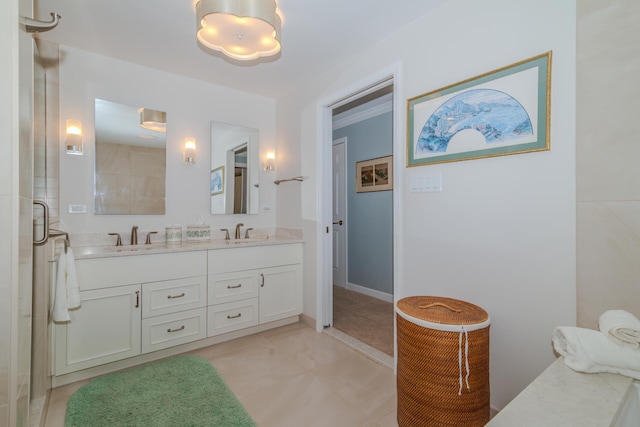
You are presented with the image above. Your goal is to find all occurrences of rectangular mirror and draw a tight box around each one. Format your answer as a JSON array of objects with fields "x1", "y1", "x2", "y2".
[
  {"x1": 94, "y1": 99, "x2": 166, "y2": 215},
  {"x1": 210, "y1": 121, "x2": 259, "y2": 214}
]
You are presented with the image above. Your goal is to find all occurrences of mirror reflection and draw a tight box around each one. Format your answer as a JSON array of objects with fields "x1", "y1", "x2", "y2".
[
  {"x1": 94, "y1": 99, "x2": 166, "y2": 215},
  {"x1": 210, "y1": 121, "x2": 259, "y2": 214}
]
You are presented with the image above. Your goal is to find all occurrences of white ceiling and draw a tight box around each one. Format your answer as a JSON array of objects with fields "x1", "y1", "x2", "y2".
[{"x1": 34, "y1": 0, "x2": 446, "y2": 98}]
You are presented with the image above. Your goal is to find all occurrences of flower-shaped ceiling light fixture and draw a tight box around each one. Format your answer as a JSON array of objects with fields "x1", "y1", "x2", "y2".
[{"x1": 196, "y1": 0, "x2": 281, "y2": 61}]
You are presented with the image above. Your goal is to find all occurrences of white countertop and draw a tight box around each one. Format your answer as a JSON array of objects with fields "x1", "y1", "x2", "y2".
[
  {"x1": 69, "y1": 237, "x2": 303, "y2": 260},
  {"x1": 487, "y1": 357, "x2": 634, "y2": 426}
]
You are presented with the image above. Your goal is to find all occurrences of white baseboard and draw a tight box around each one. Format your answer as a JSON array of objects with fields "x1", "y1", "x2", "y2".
[{"x1": 346, "y1": 282, "x2": 393, "y2": 303}]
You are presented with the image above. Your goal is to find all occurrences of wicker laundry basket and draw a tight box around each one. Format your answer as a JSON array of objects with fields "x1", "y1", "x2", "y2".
[{"x1": 396, "y1": 296, "x2": 490, "y2": 427}]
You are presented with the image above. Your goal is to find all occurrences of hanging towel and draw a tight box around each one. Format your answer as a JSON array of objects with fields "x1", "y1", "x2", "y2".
[
  {"x1": 552, "y1": 326, "x2": 640, "y2": 380},
  {"x1": 52, "y1": 248, "x2": 81, "y2": 322},
  {"x1": 599, "y1": 310, "x2": 640, "y2": 349}
]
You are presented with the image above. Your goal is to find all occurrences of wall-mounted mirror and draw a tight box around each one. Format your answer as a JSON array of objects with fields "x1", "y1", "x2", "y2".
[
  {"x1": 94, "y1": 99, "x2": 166, "y2": 215},
  {"x1": 210, "y1": 121, "x2": 259, "y2": 214}
]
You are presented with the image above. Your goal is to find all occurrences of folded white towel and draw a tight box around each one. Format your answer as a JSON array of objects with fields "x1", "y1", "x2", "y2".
[
  {"x1": 552, "y1": 326, "x2": 640, "y2": 380},
  {"x1": 52, "y1": 248, "x2": 81, "y2": 323},
  {"x1": 599, "y1": 310, "x2": 640, "y2": 349},
  {"x1": 65, "y1": 248, "x2": 81, "y2": 309}
]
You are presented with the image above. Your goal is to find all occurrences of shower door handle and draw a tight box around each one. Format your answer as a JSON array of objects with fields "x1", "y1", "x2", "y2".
[{"x1": 33, "y1": 200, "x2": 50, "y2": 246}]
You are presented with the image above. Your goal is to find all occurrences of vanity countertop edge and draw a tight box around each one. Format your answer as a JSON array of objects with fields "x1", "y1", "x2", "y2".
[
  {"x1": 487, "y1": 357, "x2": 634, "y2": 426},
  {"x1": 67, "y1": 238, "x2": 304, "y2": 260}
]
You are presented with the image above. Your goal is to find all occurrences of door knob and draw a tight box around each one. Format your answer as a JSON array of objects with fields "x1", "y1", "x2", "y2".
[{"x1": 333, "y1": 220, "x2": 343, "y2": 225}]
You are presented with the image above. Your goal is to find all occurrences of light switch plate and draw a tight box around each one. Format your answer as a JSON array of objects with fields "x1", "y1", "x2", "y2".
[
  {"x1": 68, "y1": 204, "x2": 87, "y2": 214},
  {"x1": 410, "y1": 173, "x2": 443, "y2": 193}
]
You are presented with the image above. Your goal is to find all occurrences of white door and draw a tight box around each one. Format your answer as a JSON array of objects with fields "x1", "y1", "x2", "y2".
[{"x1": 332, "y1": 138, "x2": 347, "y2": 288}]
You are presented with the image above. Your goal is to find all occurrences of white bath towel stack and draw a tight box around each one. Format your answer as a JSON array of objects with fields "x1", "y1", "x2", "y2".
[
  {"x1": 552, "y1": 310, "x2": 640, "y2": 380},
  {"x1": 52, "y1": 248, "x2": 81, "y2": 323},
  {"x1": 599, "y1": 309, "x2": 640, "y2": 349}
]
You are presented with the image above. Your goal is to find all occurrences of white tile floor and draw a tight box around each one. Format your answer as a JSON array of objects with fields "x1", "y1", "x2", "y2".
[{"x1": 45, "y1": 322, "x2": 398, "y2": 427}]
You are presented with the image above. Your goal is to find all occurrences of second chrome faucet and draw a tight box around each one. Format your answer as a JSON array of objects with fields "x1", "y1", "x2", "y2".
[
  {"x1": 131, "y1": 225, "x2": 138, "y2": 245},
  {"x1": 235, "y1": 223, "x2": 244, "y2": 240}
]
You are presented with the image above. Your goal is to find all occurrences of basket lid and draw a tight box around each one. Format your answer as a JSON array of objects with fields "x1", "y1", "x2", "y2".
[{"x1": 397, "y1": 296, "x2": 488, "y2": 325}]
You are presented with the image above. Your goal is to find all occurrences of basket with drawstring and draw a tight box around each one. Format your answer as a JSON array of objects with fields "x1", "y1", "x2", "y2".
[{"x1": 396, "y1": 296, "x2": 490, "y2": 427}]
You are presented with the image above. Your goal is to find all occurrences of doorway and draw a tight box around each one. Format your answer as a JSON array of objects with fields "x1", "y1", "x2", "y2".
[
  {"x1": 318, "y1": 65, "x2": 402, "y2": 364},
  {"x1": 331, "y1": 87, "x2": 394, "y2": 357}
]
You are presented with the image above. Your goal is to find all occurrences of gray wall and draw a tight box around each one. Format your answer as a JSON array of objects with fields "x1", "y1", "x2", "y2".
[{"x1": 333, "y1": 111, "x2": 393, "y2": 295}]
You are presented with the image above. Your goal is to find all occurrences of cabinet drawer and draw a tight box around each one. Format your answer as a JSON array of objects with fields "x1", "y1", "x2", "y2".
[
  {"x1": 76, "y1": 251, "x2": 207, "y2": 291},
  {"x1": 141, "y1": 308, "x2": 206, "y2": 353},
  {"x1": 208, "y1": 243, "x2": 302, "y2": 274},
  {"x1": 142, "y1": 276, "x2": 206, "y2": 318},
  {"x1": 208, "y1": 272, "x2": 258, "y2": 305},
  {"x1": 207, "y1": 298, "x2": 259, "y2": 337}
]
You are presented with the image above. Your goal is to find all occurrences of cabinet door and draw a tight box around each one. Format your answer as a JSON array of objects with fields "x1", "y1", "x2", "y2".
[
  {"x1": 259, "y1": 265, "x2": 302, "y2": 324},
  {"x1": 53, "y1": 284, "x2": 141, "y2": 375}
]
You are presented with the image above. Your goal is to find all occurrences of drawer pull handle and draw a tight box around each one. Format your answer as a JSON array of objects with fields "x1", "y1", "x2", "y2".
[
  {"x1": 260, "y1": 273, "x2": 265, "y2": 287},
  {"x1": 167, "y1": 292, "x2": 186, "y2": 299},
  {"x1": 227, "y1": 313, "x2": 242, "y2": 319},
  {"x1": 227, "y1": 284, "x2": 242, "y2": 289},
  {"x1": 167, "y1": 325, "x2": 186, "y2": 333},
  {"x1": 135, "y1": 291, "x2": 140, "y2": 308}
]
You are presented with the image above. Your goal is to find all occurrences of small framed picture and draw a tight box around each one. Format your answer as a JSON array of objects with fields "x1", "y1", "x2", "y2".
[
  {"x1": 210, "y1": 166, "x2": 224, "y2": 195},
  {"x1": 356, "y1": 155, "x2": 393, "y2": 193}
]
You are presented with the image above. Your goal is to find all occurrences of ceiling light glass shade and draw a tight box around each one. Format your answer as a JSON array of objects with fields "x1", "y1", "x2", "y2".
[
  {"x1": 196, "y1": 0, "x2": 281, "y2": 61},
  {"x1": 140, "y1": 108, "x2": 166, "y2": 132}
]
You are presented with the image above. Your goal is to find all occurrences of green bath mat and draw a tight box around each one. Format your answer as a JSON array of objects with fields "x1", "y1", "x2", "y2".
[{"x1": 65, "y1": 354, "x2": 256, "y2": 427}]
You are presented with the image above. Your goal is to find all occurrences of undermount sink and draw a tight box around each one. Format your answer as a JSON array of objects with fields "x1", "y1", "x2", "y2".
[{"x1": 613, "y1": 381, "x2": 640, "y2": 427}]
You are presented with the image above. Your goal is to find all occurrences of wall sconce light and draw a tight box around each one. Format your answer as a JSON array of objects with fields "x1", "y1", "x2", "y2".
[
  {"x1": 264, "y1": 151, "x2": 275, "y2": 171},
  {"x1": 184, "y1": 137, "x2": 197, "y2": 164},
  {"x1": 65, "y1": 119, "x2": 83, "y2": 155}
]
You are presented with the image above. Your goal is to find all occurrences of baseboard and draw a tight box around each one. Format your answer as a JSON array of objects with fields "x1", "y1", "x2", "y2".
[
  {"x1": 490, "y1": 406, "x2": 500, "y2": 419},
  {"x1": 299, "y1": 313, "x2": 315, "y2": 329},
  {"x1": 346, "y1": 282, "x2": 393, "y2": 303}
]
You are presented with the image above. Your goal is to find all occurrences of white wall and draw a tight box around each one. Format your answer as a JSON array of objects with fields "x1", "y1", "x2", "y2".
[
  {"x1": 277, "y1": 0, "x2": 576, "y2": 410},
  {"x1": 59, "y1": 46, "x2": 277, "y2": 236}
]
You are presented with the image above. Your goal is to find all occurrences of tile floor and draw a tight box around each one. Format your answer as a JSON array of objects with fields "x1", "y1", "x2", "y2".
[{"x1": 44, "y1": 322, "x2": 398, "y2": 427}]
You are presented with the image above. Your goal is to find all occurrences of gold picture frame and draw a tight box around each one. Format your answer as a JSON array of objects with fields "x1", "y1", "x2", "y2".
[
  {"x1": 407, "y1": 51, "x2": 552, "y2": 166},
  {"x1": 356, "y1": 155, "x2": 393, "y2": 193}
]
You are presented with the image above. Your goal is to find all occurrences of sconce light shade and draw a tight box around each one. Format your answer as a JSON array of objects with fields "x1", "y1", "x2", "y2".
[
  {"x1": 140, "y1": 108, "x2": 166, "y2": 132},
  {"x1": 65, "y1": 119, "x2": 83, "y2": 155},
  {"x1": 196, "y1": 0, "x2": 281, "y2": 61},
  {"x1": 184, "y1": 137, "x2": 197, "y2": 164},
  {"x1": 264, "y1": 151, "x2": 275, "y2": 171}
]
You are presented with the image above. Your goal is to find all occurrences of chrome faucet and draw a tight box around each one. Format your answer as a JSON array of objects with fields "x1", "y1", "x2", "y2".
[
  {"x1": 131, "y1": 225, "x2": 138, "y2": 245},
  {"x1": 235, "y1": 223, "x2": 244, "y2": 240}
]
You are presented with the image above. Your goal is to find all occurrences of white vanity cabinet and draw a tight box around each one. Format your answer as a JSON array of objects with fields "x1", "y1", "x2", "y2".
[
  {"x1": 207, "y1": 243, "x2": 303, "y2": 336},
  {"x1": 52, "y1": 251, "x2": 207, "y2": 376}
]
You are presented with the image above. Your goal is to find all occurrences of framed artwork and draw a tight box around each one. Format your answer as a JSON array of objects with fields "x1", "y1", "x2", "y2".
[
  {"x1": 210, "y1": 166, "x2": 224, "y2": 195},
  {"x1": 356, "y1": 155, "x2": 393, "y2": 193},
  {"x1": 407, "y1": 51, "x2": 552, "y2": 167}
]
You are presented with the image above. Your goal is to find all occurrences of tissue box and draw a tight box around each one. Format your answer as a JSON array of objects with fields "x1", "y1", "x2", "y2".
[{"x1": 186, "y1": 225, "x2": 211, "y2": 242}]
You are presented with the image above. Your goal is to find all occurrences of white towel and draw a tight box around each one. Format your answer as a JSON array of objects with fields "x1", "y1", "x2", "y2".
[
  {"x1": 552, "y1": 326, "x2": 640, "y2": 380},
  {"x1": 599, "y1": 310, "x2": 640, "y2": 349},
  {"x1": 52, "y1": 248, "x2": 81, "y2": 323}
]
